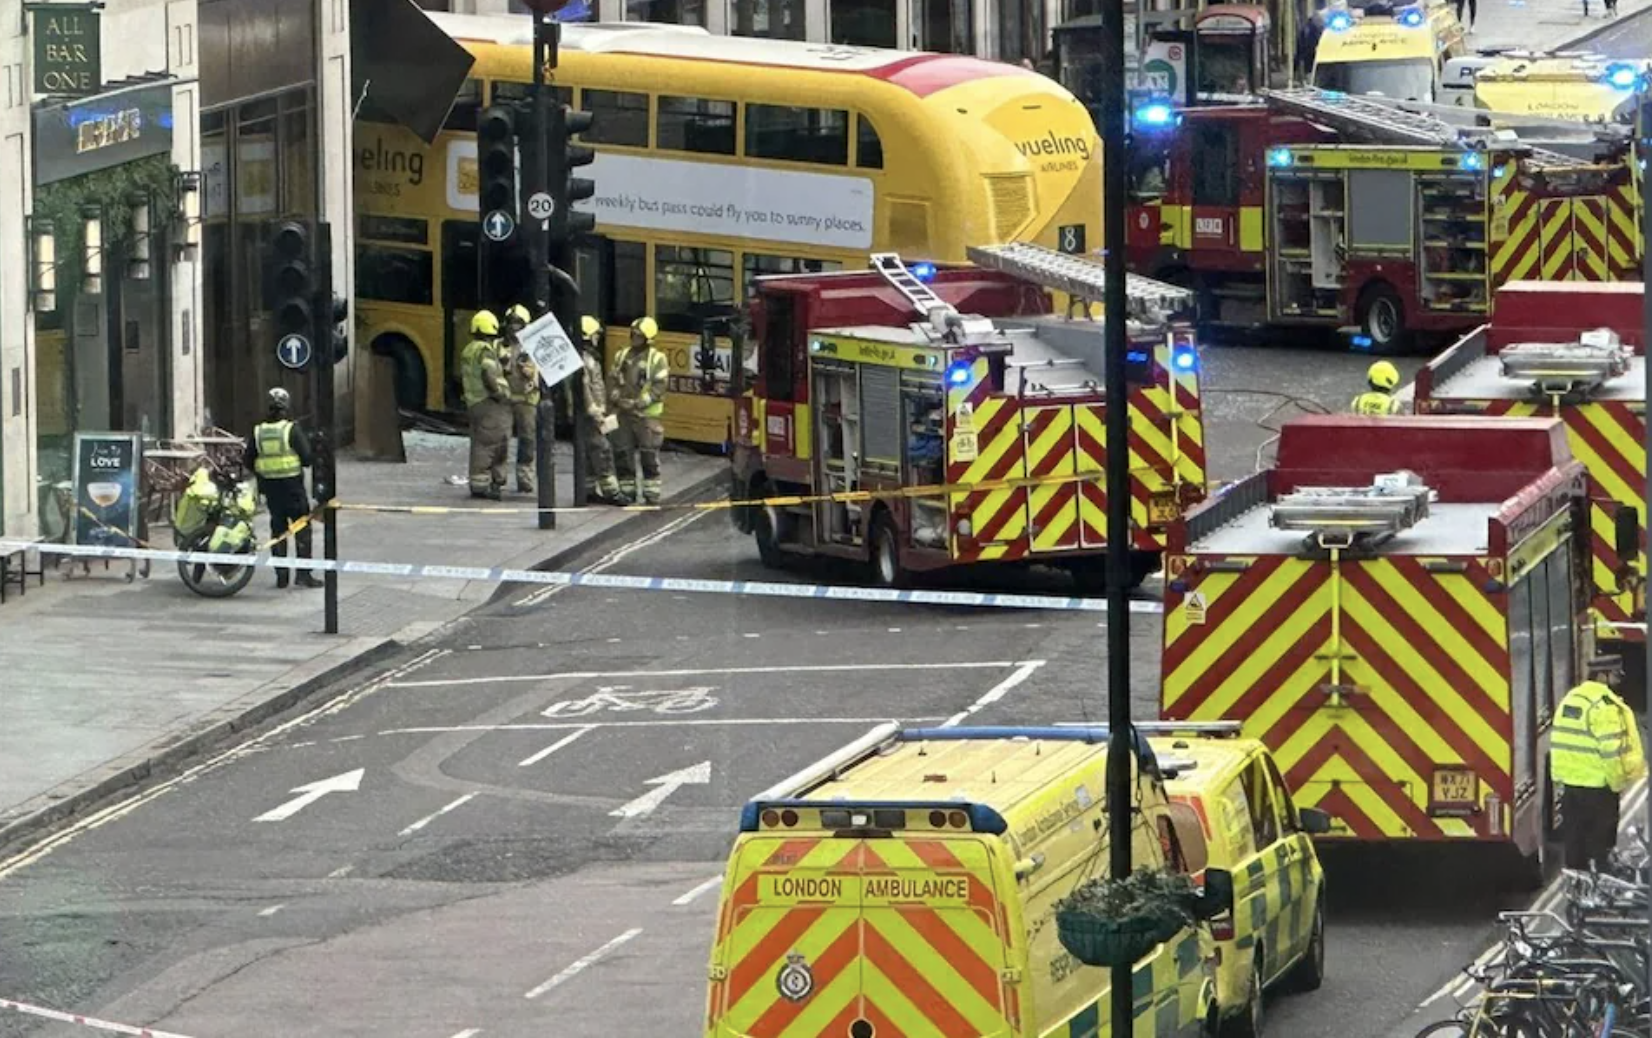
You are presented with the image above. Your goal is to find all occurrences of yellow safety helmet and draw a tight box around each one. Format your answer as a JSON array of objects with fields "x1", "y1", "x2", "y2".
[
  {"x1": 471, "y1": 310, "x2": 500, "y2": 336},
  {"x1": 1367, "y1": 360, "x2": 1400, "y2": 392},
  {"x1": 506, "y1": 304, "x2": 532, "y2": 327},
  {"x1": 580, "y1": 315, "x2": 603, "y2": 340},
  {"x1": 630, "y1": 315, "x2": 659, "y2": 343}
]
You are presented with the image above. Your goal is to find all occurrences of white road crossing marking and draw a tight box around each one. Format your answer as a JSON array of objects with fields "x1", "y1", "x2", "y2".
[
  {"x1": 327, "y1": 864, "x2": 355, "y2": 879},
  {"x1": 941, "y1": 660, "x2": 1047, "y2": 727},
  {"x1": 524, "y1": 928, "x2": 644, "y2": 999},
  {"x1": 672, "y1": 874, "x2": 723, "y2": 906},
  {"x1": 257, "y1": 904, "x2": 284, "y2": 917},
  {"x1": 517, "y1": 726, "x2": 594, "y2": 767},
  {"x1": 398, "y1": 793, "x2": 477, "y2": 837},
  {"x1": 0, "y1": 650, "x2": 449, "y2": 880},
  {"x1": 392, "y1": 660, "x2": 1019, "y2": 689},
  {"x1": 515, "y1": 509, "x2": 709, "y2": 607},
  {"x1": 449, "y1": 1029, "x2": 482, "y2": 1038}
]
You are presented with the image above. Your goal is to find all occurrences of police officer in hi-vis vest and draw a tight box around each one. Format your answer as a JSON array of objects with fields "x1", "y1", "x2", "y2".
[
  {"x1": 243, "y1": 387, "x2": 323, "y2": 589},
  {"x1": 1551, "y1": 655, "x2": 1648, "y2": 869}
]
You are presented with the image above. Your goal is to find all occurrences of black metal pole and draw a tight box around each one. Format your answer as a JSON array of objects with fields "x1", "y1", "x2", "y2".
[
  {"x1": 532, "y1": 15, "x2": 558, "y2": 531},
  {"x1": 1101, "y1": 0, "x2": 1134, "y2": 1031},
  {"x1": 314, "y1": 221, "x2": 339, "y2": 635}
]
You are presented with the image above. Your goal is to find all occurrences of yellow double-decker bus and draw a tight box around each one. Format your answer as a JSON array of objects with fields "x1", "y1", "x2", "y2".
[{"x1": 354, "y1": 11, "x2": 1102, "y2": 446}]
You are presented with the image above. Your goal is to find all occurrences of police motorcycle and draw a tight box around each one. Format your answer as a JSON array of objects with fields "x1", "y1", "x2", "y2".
[{"x1": 172, "y1": 460, "x2": 260, "y2": 598}]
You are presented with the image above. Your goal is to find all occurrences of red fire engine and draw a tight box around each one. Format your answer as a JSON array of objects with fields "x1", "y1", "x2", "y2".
[
  {"x1": 1414, "y1": 281, "x2": 1647, "y2": 702},
  {"x1": 1127, "y1": 87, "x2": 1636, "y2": 352},
  {"x1": 728, "y1": 244, "x2": 1206, "y2": 590}
]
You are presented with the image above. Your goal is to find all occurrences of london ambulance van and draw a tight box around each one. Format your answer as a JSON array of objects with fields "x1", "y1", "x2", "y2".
[
  {"x1": 1312, "y1": 0, "x2": 1468, "y2": 102},
  {"x1": 1472, "y1": 53, "x2": 1646, "y2": 123},
  {"x1": 1145, "y1": 725, "x2": 1331, "y2": 1038},
  {"x1": 705, "y1": 724, "x2": 1236, "y2": 1037}
]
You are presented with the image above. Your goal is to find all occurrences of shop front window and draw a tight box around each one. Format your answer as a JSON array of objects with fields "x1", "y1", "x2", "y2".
[
  {"x1": 732, "y1": 0, "x2": 807, "y2": 38},
  {"x1": 831, "y1": 0, "x2": 897, "y2": 46}
]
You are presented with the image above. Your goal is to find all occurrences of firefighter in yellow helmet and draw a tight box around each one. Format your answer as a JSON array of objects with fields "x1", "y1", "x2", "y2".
[
  {"x1": 608, "y1": 315, "x2": 670, "y2": 505},
  {"x1": 461, "y1": 310, "x2": 511, "y2": 500},
  {"x1": 502, "y1": 304, "x2": 540, "y2": 495},
  {"x1": 1351, "y1": 361, "x2": 1405, "y2": 416},
  {"x1": 1551, "y1": 655, "x2": 1648, "y2": 869},
  {"x1": 577, "y1": 316, "x2": 624, "y2": 504}
]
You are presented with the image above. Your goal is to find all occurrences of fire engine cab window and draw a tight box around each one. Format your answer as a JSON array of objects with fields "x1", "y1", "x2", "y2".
[
  {"x1": 1190, "y1": 124, "x2": 1238, "y2": 206},
  {"x1": 582, "y1": 90, "x2": 650, "y2": 147},
  {"x1": 1197, "y1": 37, "x2": 1252, "y2": 94},
  {"x1": 655, "y1": 245, "x2": 736, "y2": 334}
]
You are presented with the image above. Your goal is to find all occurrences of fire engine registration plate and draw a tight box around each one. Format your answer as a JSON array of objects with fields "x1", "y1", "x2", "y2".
[
  {"x1": 1148, "y1": 494, "x2": 1180, "y2": 525},
  {"x1": 1430, "y1": 767, "x2": 1478, "y2": 816}
]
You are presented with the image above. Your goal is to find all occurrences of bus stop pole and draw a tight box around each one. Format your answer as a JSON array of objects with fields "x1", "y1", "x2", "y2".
[{"x1": 1100, "y1": 0, "x2": 1134, "y2": 1034}]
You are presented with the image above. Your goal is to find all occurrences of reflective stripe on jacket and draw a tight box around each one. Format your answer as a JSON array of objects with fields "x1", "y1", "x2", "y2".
[
  {"x1": 1351, "y1": 391, "x2": 1400, "y2": 416},
  {"x1": 253, "y1": 420, "x2": 302, "y2": 480},
  {"x1": 1551, "y1": 681, "x2": 1647, "y2": 792},
  {"x1": 611, "y1": 345, "x2": 670, "y2": 418}
]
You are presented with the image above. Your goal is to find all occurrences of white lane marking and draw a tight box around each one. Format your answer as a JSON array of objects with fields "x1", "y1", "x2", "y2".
[
  {"x1": 518, "y1": 726, "x2": 595, "y2": 767},
  {"x1": 515, "y1": 509, "x2": 709, "y2": 607},
  {"x1": 398, "y1": 793, "x2": 478, "y2": 837},
  {"x1": 252, "y1": 768, "x2": 366, "y2": 823},
  {"x1": 610, "y1": 762, "x2": 711, "y2": 819},
  {"x1": 1416, "y1": 774, "x2": 1650, "y2": 1009},
  {"x1": 449, "y1": 1030, "x2": 482, "y2": 1038},
  {"x1": 673, "y1": 875, "x2": 723, "y2": 906},
  {"x1": 328, "y1": 864, "x2": 355, "y2": 879},
  {"x1": 381, "y1": 716, "x2": 948, "y2": 736},
  {"x1": 258, "y1": 904, "x2": 284, "y2": 917},
  {"x1": 392, "y1": 660, "x2": 1018, "y2": 689},
  {"x1": 742, "y1": 633, "x2": 761, "y2": 639},
  {"x1": 941, "y1": 660, "x2": 1048, "y2": 728},
  {"x1": 0, "y1": 647, "x2": 450, "y2": 881},
  {"x1": 887, "y1": 628, "x2": 902, "y2": 633},
  {"x1": 524, "y1": 928, "x2": 644, "y2": 999}
]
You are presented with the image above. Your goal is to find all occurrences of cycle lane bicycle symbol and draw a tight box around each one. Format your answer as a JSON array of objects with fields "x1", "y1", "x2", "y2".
[{"x1": 542, "y1": 686, "x2": 720, "y2": 718}]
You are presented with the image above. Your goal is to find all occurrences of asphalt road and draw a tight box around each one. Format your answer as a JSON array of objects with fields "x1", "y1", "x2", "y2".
[
  {"x1": 0, "y1": 341, "x2": 1505, "y2": 1038},
  {"x1": 1568, "y1": 1, "x2": 1652, "y2": 55}
]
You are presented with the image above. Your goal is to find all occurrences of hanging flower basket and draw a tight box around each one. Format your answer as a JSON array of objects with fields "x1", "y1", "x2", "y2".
[{"x1": 1054, "y1": 869, "x2": 1200, "y2": 968}]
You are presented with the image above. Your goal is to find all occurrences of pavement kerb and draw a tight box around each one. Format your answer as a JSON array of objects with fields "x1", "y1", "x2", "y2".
[{"x1": 0, "y1": 456, "x2": 731, "y2": 859}]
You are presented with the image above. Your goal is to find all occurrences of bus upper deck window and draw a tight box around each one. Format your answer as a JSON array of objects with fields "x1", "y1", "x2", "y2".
[
  {"x1": 582, "y1": 90, "x2": 649, "y2": 147},
  {"x1": 856, "y1": 114, "x2": 884, "y2": 169},
  {"x1": 658, "y1": 96, "x2": 736, "y2": 155},
  {"x1": 746, "y1": 104, "x2": 849, "y2": 166}
]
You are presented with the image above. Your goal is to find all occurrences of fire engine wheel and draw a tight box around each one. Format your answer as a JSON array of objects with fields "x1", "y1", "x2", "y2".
[
  {"x1": 753, "y1": 503, "x2": 786, "y2": 569},
  {"x1": 1356, "y1": 285, "x2": 1409, "y2": 354},
  {"x1": 870, "y1": 513, "x2": 909, "y2": 589}
]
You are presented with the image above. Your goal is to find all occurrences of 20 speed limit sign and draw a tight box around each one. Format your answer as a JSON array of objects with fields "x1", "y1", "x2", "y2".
[{"x1": 527, "y1": 192, "x2": 556, "y2": 220}]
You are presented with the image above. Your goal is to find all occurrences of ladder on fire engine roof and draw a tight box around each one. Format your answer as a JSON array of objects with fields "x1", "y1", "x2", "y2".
[
  {"x1": 868, "y1": 253, "x2": 1000, "y2": 344},
  {"x1": 1498, "y1": 334, "x2": 1632, "y2": 396},
  {"x1": 1269, "y1": 473, "x2": 1434, "y2": 548},
  {"x1": 964, "y1": 242, "x2": 1193, "y2": 321},
  {"x1": 1261, "y1": 87, "x2": 1587, "y2": 170}
]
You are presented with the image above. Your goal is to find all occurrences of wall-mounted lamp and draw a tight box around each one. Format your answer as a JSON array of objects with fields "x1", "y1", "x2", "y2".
[
  {"x1": 82, "y1": 205, "x2": 103, "y2": 296},
  {"x1": 174, "y1": 170, "x2": 201, "y2": 258},
  {"x1": 29, "y1": 217, "x2": 56, "y2": 313},
  {"x1": 128, "y1": 193, "x2": 151, "y2": 280}
]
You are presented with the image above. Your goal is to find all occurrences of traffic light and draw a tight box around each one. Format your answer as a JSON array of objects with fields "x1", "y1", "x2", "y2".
[
  {"x1": 478, "y1": 104, "x2": 519, "y2": 222},
  {"x1": 268, "y1": 219, "x2": 313, "y2": 352},
  {"x1": 548, "y1": 102, "x2": 596, "y2": 242}
]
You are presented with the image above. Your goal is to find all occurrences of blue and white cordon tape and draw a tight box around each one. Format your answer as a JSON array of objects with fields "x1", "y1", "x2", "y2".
[{"x1": 0, "y1": 540, "x2": 1165, "y2": 614}]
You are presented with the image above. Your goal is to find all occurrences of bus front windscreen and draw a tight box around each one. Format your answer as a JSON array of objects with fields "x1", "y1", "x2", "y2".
[{"x1": 1315, "y1": 57, "x2": 1435, "y2": 102}]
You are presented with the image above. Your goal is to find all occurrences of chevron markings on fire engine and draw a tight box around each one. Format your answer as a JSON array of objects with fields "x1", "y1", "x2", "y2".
[{"x1": 0, "y1": 540, "x2": 1167, "y2": 615}]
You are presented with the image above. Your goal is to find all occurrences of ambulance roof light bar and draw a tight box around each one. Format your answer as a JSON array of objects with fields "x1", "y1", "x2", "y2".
[
  {"x1": 1270, "y1": 476, "x2": 1433, "y2": 540},
  {"x1": 1134, "y1": 721, "x2": 1245, "y2": 737},
  {"x1": 868, "y1": 252, "x2": 999, "y2": 344},
  {"x1": 965, "y1": 242, "x2": 1194, "y2": 322},
  {"x1": 1499, "y1": 335, "x2": 1631, "y2": 395}
]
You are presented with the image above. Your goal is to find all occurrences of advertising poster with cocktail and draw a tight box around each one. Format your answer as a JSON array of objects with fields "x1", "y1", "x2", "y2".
[{"x1": 71, "y1": 432, "x2": 144, "y2": 548}]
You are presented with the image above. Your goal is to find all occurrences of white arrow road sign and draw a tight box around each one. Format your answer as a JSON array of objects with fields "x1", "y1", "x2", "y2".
[
  {"x1": 253, "y1": 768, "x2": 364, "y2": 823},
  {"x1": 609, "y1": 761, "x2": 710, "y2": 819}
]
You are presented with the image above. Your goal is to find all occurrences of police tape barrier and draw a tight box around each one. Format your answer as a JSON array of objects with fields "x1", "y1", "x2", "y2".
[
  {"x1": 0, "y1": 539, "x2": 1167, "y2": 615},
  {"x1": 336, "y1": 469, "x2": 1122, "y2": 517},
  {"x1": 0, "y1": 996, "x2": 197, "y2": 1038}
]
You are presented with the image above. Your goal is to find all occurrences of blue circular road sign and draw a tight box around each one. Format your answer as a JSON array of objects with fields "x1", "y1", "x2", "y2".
[{"x1": 277, "y1": 333, "x2": 313, "y2": 370}]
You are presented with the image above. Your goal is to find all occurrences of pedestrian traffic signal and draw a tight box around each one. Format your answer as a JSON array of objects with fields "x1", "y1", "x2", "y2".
[
  {"x1": 478, "y1": 104, "x2": 519, "y2": 221},
  {"x1": 547, "y1": 103, "x2": 596, "y2": 242},
  {"x1": 267, "y1": 219, "x2": 313, "y2": 350}
]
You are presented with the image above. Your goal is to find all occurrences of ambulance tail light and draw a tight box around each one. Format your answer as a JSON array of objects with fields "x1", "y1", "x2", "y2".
[
  {"x1": 1209, "y1": 914, "x2": 1236, "y2": 941},
  {"x1": 741, "y1": 798, "x2": 1010, "y2": 834}
]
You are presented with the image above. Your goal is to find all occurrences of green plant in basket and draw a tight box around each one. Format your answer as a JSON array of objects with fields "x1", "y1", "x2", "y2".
[{"x1": 1054, "y1": 868, "x2": 1201, "y2": 968}]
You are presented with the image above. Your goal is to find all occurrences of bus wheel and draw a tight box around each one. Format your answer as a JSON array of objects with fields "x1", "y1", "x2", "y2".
[
  {"x1": 870, "y1": 513, "x2": 909, "y2": 589},
  {"x1": 1356, "y1": 284, "x2": 1409, "y2": 355},
  {"x1": 374, "y1": 335, "x2": 428, "y2": 413}
]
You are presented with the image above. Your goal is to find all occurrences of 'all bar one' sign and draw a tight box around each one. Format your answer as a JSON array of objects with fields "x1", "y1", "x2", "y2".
[{"x1": 32, "y1": 5, "x2": 101, "y2": 98}]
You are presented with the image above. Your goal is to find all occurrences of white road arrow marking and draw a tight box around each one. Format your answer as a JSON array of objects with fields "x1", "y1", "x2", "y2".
[
  {"x1": 609, "y1": 761, "x2": 710, "y2": 819},
  {"x1": 253, "y1": 768, "x2": 364, "y2": 823}
]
